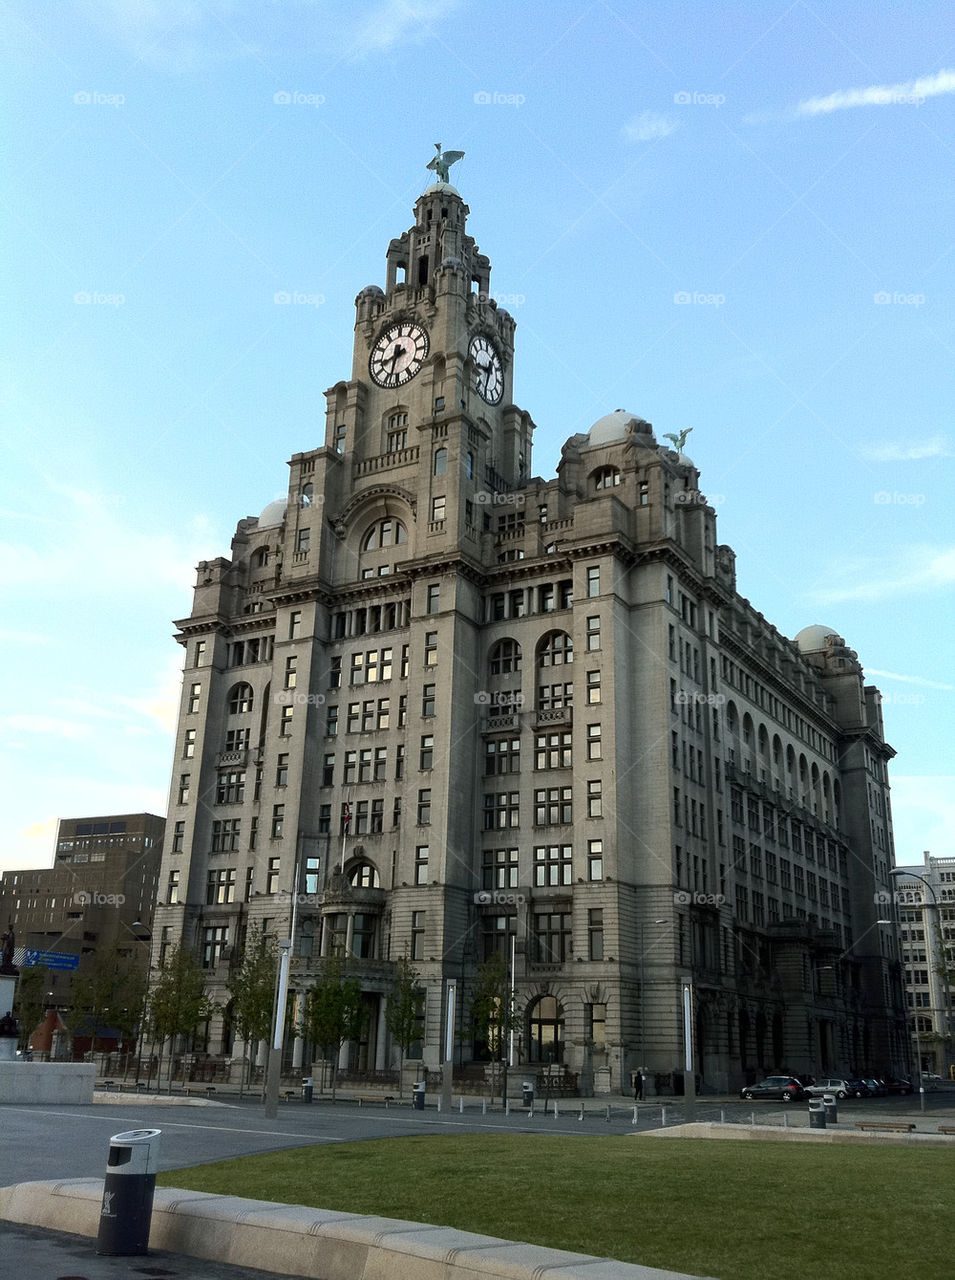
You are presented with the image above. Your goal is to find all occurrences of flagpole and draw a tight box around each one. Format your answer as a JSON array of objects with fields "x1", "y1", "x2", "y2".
[{"x1": 340, "y1": 798, "x2": 351, "y2": 874}]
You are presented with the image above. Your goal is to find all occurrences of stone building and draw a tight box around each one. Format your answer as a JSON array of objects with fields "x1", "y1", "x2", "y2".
[
  {"x1": 151, "y1": 167, "x2": 907, "y2": 1093},
  {"x1": 892, "y1": 852, "x2": 955, "y2": 1079}
]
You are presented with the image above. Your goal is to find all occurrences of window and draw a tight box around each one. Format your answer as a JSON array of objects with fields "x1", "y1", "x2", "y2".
[
  {"x1": 414, "y1": 845, "x2": 429, "y2": 884},
  {"x1": 326, "y1": 705, "x2": 338, "y2": 736},
  {"x1": 374, "y1": 746, "x2": 387, "y2": 781},
  {"x1": 284, "y1": 656, "x2": 297, "y2": 689},
  {"x1": 212, "y1": 819, "x2": 241, "y2": 852},
  {"x1": 534, "y1": 912, "x2": 571, "y2": 963},
  {"x1": 206, "y1": 867, "x2": 237, "y2": 904},
  {"x1": 433, "y1": 448, "x2": 447, "y2": 475},
  {"x1": 187, "y1": 682, "x2": 201, "y2": 714},
  {"x1": 417, "y1": 789, "x2": 432, "y2": 825},
  {"x1": 202, "y1": 925, "x2": 229, "y2": 969},
  {"x1": 167, "y1": 869, "x2": 181, "y2": 903},
  {"x1": 216, "y1": 769, "x2": 246, "y2": 804},
  {"x1": 301, "y1": 482, "x2": 313, "y2": 506},
  {"x1": 266, "y1": 856, "x2": 280, "y2": 893},
  {"x1": 296, "y1": 528, "x2": 310, "y2": 553},
  {"x1": 537, "y1": 681, "x2": 573, "y2": 711},
  {"x1": 431, "y1": 496, "x2": 446, "y2": 522},
  {"x1": 587, "y1": 780, "x2": 602, "y2": 818},
  {"x1": 422, "y1": 683, "x2": 436, "y2": 716},
  {"x1": 586, "y1": 616, "x2": 600, "y2": 651},
  {"x1": 586, "y1": 723, "x2": 602, "y2": 760},
  {"x1": 588, "y1": 839, "x2": 603, "y2": 880},
  {"x1": 586, "y1": 566, "x2": 600, "y2": 597},
  {"x1": 534, "y1": 844, "x2": 572, "y2": 887},
  {"x1": 225, "y1": 727, "x2": 250, "y2": 753},
  {"x1": 178, "y1": 774, "x2": 190, "y2": 804},
  {"x1": 328, "y1": 656, "x2": 342, "y2": 688},
  {"x1": 387, "y1": 412, "x2": 408, "y2": 452},
  {"x1": 193, "y1": 640, "x2": 207, "y2": 666},
  {"x1": 484, "y1": 737, "x2": 521, "y2": 775},
  {"x1": 639, "y1": 480, "x2": 649, "y2": 505},
  {"x1": 183, "y1": 728, "x2": 196, "y2": 759},
  {"x1": 424, "y1": 631, "x2": 438, "y2": 665},
  {"x1": 271, "y1": 805, "x2": 284, "y2": 838},
  {"x1": 586, "y1": 670, "x2": 601, "y2": 704},
  {"x1": 420, "y1": 734, "x2": 434, "y2": 770},
  {"x1": 172, "y1": 821, "x2": 185, "y2": 853},
  {"x1": 228, "y1": 683, "x2": 254, "y2": 714},
  {"x1": 534, "y1": 787, "x2": 572, "y2": 825},
  {"x1": 538, "y1": 630, "x2": 573, "y2": 669},
  {"x1": 275, "y1": 753, "x2": 289, "y2": 787},
  {"x1": 588, "y1": 909, "x2": 604, "y2": 960},
  {"x1": 411, "y1": 910, "x2": 425, "y2": 961},
  {"x1": 483, "y1": 791, "x2": 520, "y2": 829},
  {"x1": 483, "y1": 847, "x2": 519, "y2": 889},
  {"x1": 489, "y1": 638, "x2": 522, "y2": 675},
  {"x1": 535, "y1": 731, "x2": 572, "y2": 769},
  {"x1": 279, "y1": 704, "x2": 293, "y2": 736},
  {"x1": 593, "y1": 466, "x2": 621, "y2": 490},
  {"x1": 249, "y1": 816, "x2": 258, "y2": 850},
  {"x1": 426, "y1": 583, "x2": 440, "y2": 614},
  {"x1": 362, "y1": 519, "x2": 407, "y2": 550},
  {"x1": 289, "y1": 610, "x2": 302, "y2": 638}
]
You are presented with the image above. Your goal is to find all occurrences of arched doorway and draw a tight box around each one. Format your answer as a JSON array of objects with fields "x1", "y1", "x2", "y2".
[{"x1": 527, "y1": 996, "x2": 564, "y2": 1063}]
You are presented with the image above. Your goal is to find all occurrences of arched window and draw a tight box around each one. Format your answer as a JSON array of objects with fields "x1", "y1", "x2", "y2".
[
  {"x1": 361, "y1": 518, "x2": 407, "y2": 551},
  {"x1": 433, "y1": 448, "x2": 447, "y2": 476},
  {"x1": 592, "y1": 466, "x2": 621, "y2": 491},
  {"x1": 537, "y1": 631, "x2": 573, "y2": 669},
  {"x1": 228, "y1": 683, "x2": 254, "y2": 715},
  {"x1": 348, "y1": 861, "x2": 380, "y2": 889},
  {"x1": 251, "y1": 547, "x2": 269, "y2": 569},
  {"x1": 301, "y1": 483, "x2": 313, "y2": 507},
  {"x1": 527, "y1": 995, "x2": 565, "y2": 1064},
  {"x1": 489, "y1": 639, "x2": 522, "y2": 676}
]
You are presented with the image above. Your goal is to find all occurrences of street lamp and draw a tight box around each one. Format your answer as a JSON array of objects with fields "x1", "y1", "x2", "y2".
[
  {"x1": 877, "y1": 915, "x2": 924, "y2": 1111},
  {"x1": 890, "y1": 868, "x2": 955, "y2": 1079},
  {"x1": 130, "y1": 921, "x2": 152, "y2": 1087},
  {"x1": 638, "y1": 919, "x2": 667, "y2": 1078}
]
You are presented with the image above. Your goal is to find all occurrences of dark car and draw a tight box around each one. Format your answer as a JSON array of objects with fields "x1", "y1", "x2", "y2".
[
  {"x1": 740, "y1": 1076, "x2": 808, "y2": 1102},
  {"x1": 863, "y1": 1078, "x2": 887, "y2": 1097},
  {"x1": 884, "y1": 1077, "x2": 914, "y2": 1095}
]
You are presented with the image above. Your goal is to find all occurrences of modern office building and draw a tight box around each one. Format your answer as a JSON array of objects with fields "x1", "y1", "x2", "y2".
[
  {"x1": 893, "y1": 852, "x2": 955, "y2": 1079},
  {"x1": 151, "y1": 162, "x2": 907, "y2": 1092}
]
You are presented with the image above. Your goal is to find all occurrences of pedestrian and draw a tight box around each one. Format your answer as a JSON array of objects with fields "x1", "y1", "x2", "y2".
[{"x1": 634, "y1": 1070, "x2": 644, "y2": 1101}]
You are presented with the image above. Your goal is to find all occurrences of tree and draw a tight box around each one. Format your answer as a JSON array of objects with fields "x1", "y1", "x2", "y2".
[
  {"x1": 12, "y1": 965, "x2": 49, "y2": 1049},
  {"x1": 149, "y1": 944, "x2": 213, "y2": 1092},
  {"x1": 303, "y1": 957, "x2": 366, "y2": 1100},
  {"x1": 468, "y1": 951, "x2": 511, "y2": 1102},
  {"x1": 385, "y1": 956, "x2": 422, "y2": 1096},
  {"x1": 71, "y1": 945, "x2": 146, "y2": 1055},
  {"x1": 226, "y1": 926, "x2": 278, "y2": 1096}
]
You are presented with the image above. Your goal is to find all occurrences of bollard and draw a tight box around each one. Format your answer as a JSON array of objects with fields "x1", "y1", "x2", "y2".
[
  {"x1": 632, "y1": 1105, "x2": 638, "y2": 1126},
  {"x1": 606, "y1": 1105, "x2": 611, "y2": 1123},
  {"x1": 808, "y1": 1098, "x2": 826, "y2": 1130},
  {"x1": 720, "y1": 1110, "x2": 725, "y2": 1124},
  {"x1": 96, "y1": 1129, "x2": 161, "y2": 1256},
  {"x1": 482, "y1": 1099, "x2": 487, "y2": 1116},
  {"x1": 823, "y1": 1093, "x2": 838, "y2": 1125},
  {"x1": 412, "y1": 1081, "x2": 425, "y2": 1111},
  {"x1": 302, "y1": 1076, "x2": 313, "y2": 1104},
  {"x1": 661, "y1": 1106, "x2": 667, "y2": 1127},
  {"x1": 578, "y1": 1104, "x2": 584, "y2": 1122},
  {"x1": 521, "y1": 1081, "x2": 534, "y2": 1110},
  {"x1": 784, "y1": 1113, "x2": 789, "y2": 1128},
  {"x1": 459, "y1": 1097, "x2": 464, "y2": 1113},
  {"x1": 554, "y1": 1101, "x2": 559, "y2": 1119}
]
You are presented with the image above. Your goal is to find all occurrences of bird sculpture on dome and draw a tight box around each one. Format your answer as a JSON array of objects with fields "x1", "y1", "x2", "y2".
[
  {"x1": 427, "y1": 143, "x2": 465, "y2": 185},
  {"x1": 663, "y1": 428, "x2": 693, "y2": 453}
]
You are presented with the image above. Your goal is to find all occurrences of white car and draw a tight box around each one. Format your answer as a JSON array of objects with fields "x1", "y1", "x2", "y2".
[{"x1": 804, "y1": 1077, "x2": 865, "y2": 1100}]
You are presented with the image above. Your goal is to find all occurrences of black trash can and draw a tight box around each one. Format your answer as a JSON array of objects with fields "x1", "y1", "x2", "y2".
[
  {"x1": 96, "y1": 1128, "x2": 161, "y2": 1256},
  {"x1": 302, "y1": 1076, "x2": 314, "y2": 1104},
  {"x1": 808, "y1": 1099, "x2": 826, "y2": 1130},
  {"x1": 822, "y1": 1093, "x2": 838, "y2": 1125},
  {"x1": 522, "y1": 1082, "x2": 534, "y2": 1108},
  {"x1": 412, "y1": 1080, "x2": 426, "y2": 1111}
]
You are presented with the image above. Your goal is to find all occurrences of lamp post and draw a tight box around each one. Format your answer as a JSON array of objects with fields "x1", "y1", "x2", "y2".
[
  {"x1": 890, "y1": 867, "x2": 954, "y2": 1080},
  {"x1": 638, "y1": 918, "x2": 666, "y2": 1083},
  {"x1": 129, "y1": 921, "x2": 152, "y2": 1087}
]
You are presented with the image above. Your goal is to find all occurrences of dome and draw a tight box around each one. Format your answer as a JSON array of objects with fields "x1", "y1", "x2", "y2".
[
  {"x1": 356, "y1": 285, "x2": 384, "y2": 300},
  {"x1": 257, "y1": 499, "x2": 287, "y2": 529},
  {"x1": 794, "y1": 624, "x2": 840, "y2": 654},
  {"x1": 587, "y1": 410, "x2": 651, "y2": 448}
]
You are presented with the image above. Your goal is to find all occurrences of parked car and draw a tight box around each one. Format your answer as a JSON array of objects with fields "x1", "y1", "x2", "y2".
[
  {"x1": 923, "y1": 1073, "x2": 942, "y2": 1086},
  {"x1": 805, "y1": 1077, "x2": 865, "y2": 1099},
  {"x1": 884, "y1": 1077, "x2": 914, "y2": 1095},
  {"x1": 740, "y1": 1076, "x2": 808, "y2": 1102},
  {"x1": 862, "y1": 1078, "x2": 887, "y2": 1096},
  {"x1": 846, "y1": 1078, "x2": 872, "y2": 1097}
]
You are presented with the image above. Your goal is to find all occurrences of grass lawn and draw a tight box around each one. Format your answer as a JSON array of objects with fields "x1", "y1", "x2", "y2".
[{"x1": 158, "y1": 1133, "x2": 952, "y2": 1280}]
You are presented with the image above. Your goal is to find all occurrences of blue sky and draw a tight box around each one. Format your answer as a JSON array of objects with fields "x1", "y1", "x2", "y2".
[{"x1": 2, "y1": 0, "x2": 953, "y2": 872}]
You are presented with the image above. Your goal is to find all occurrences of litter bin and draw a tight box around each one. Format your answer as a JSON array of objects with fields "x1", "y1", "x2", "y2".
[
  {"x1": 96, "y1": 1128, "x2": 161, "y2": 1256},
  {"x1": 302, "y1": 1076, "x2": 314, "y2": 1104},
  {"x1": 412, "y1": 1080, "x2": 426, "y2": 1111},
  {"x1": 522, "y1": 1082, "x2": 534, "y2": 1108},
  {"x1": 808, "y1": 1099, "x2": 826, "y2": 1130},
  {"x1": 822, "y1": 1093, "x2": 838, "y2": 1125}
]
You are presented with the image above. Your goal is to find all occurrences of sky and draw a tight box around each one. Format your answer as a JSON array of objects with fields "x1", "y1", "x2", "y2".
[{"x1": 1, "y1": 0, "x2": 953, "y2": 873}]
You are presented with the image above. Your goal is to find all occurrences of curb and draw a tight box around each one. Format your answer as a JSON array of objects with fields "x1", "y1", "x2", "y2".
[
  {"x1": 639, "y1": 1121, "x2": 955, "y2": 1145},
  {"x1": 0, "y1": 1179, "x2": 715, "y2": 1280}
]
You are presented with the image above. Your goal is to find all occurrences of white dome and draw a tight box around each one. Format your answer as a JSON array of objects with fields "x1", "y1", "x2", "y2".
[
  {"x1": 587, "y1": 410, "x2": 651, "y2": 448},
  {"x1": 794, "y1": 624, "x2": 840, "y2": 653},
  {"x1": 257, "y1": 499, "x2": 287, "y2": 529}
]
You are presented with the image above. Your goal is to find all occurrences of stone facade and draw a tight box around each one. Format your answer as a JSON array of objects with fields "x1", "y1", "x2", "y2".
[{"x1": 152, "y1": 180, "x2": 907, "y2": 1092}]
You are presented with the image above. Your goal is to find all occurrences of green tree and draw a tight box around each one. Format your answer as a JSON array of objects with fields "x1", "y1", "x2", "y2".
[
  {"x1": 304, "y1": 957, "x2": 366, "y2": 1100},
  {"x1": 384, "y1": 956, "x2": 422, "y2": 1096},
  {"x1": 149, "y1": 944, "x2": 213, "y2": 1092},
  {"x1": 71, "y1": 945, "x2": 146, "y2": 1055},
  {"x1": 226, "y1": 926, "x2": 278, "y2": 1096},
  {"x1": 11, "y1": 965, "x2": 49, "y2": 1049},
  {"x1": 468, "y1": 951, "x2": 511, "y2": 1102}
]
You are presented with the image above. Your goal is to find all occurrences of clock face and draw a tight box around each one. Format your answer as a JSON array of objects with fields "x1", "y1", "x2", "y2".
[
  {"x1": 369, "y1": 322, "x2": 429, "y2": 388},
  {"x1": 469, "y1": 334, "x2": 504, "y2": 405}
]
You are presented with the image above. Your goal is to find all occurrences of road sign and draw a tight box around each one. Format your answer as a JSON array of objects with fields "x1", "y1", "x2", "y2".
[{"x1": 22, "y1": 948, "x2": 80, "y2": 971}]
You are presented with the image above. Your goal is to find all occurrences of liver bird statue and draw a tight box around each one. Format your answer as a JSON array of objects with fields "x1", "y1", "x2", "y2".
[
  {"x1": 427, "y1": 143, "x2": 465, "y2": 185},
  {"x1": 663, "y1": 428, "x2": 693, "y2": 453}
]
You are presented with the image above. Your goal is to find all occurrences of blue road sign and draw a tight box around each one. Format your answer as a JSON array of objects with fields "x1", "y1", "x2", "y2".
[{"x1": 22, "y1": 948, "x2": 80, "y2": 971}]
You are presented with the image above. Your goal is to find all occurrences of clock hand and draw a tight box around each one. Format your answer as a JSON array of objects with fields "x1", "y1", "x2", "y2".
[{"x1": 388, "y1": 343, "x2": 407, "y2": 372}]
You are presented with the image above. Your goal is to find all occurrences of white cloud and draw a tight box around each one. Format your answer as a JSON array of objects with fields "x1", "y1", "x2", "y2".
[
  {"x1": 348, "y1": 0, "x2": 461, "y2": 56},
  {"x1": 622, "y1": 111, "x2": 679, "y2": 143},
  {"x1": 797, "y1": 69, "x2": 955, "y2": 117},
  {"x1": 866, "y1": 669, "x2": 955, "y2": 691},
  {"x1": 860, "y1": 436, "x2": 950, "y2": 462},
  {"x1": 0, "y1": 714, "x2": 93, "y2": 741},
  {"x1": 813, "y1": 546, "x2": 955, "y2": 604}
]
